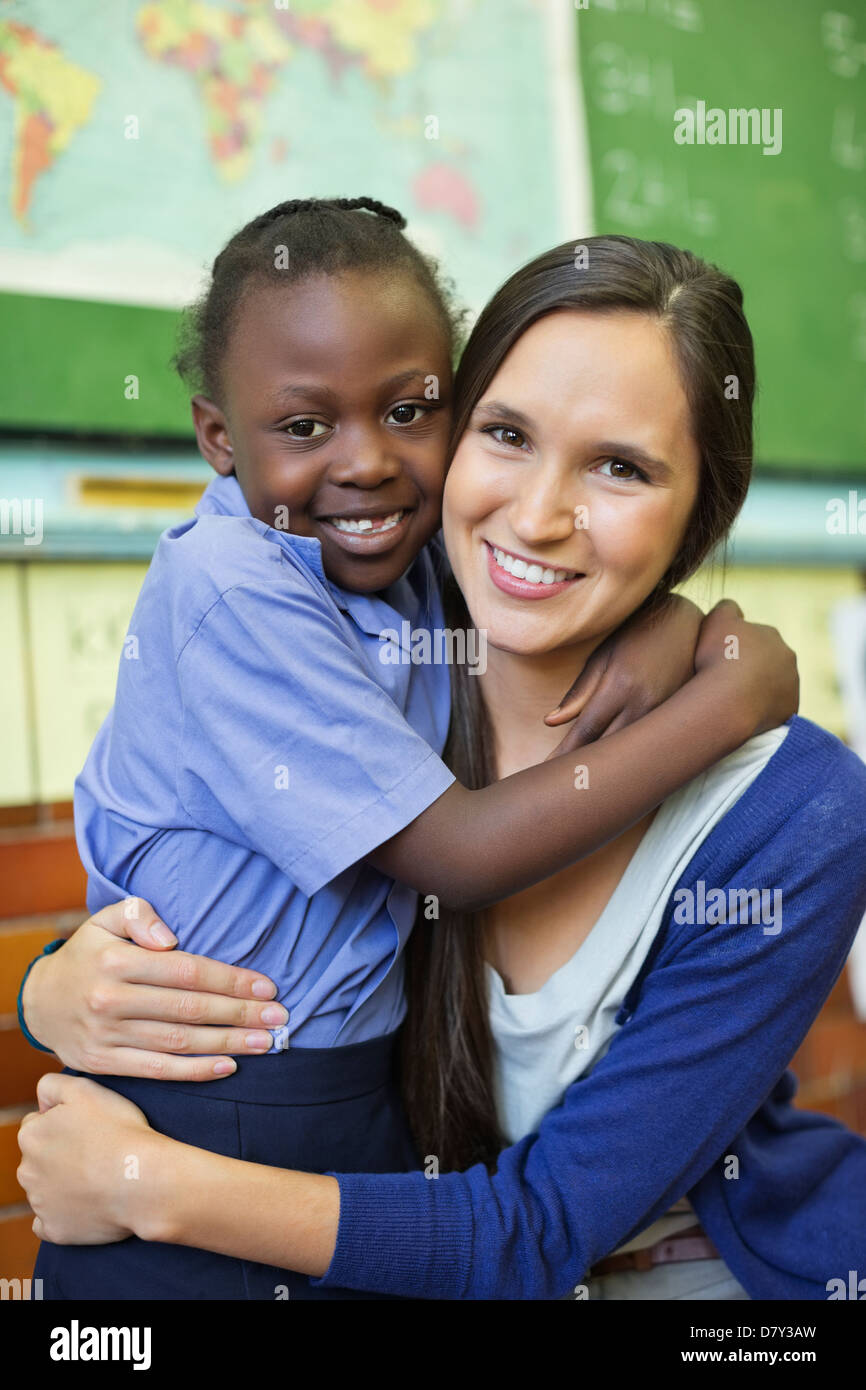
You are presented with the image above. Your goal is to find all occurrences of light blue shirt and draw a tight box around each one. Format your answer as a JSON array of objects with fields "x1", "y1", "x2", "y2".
[{"x1": 74, "y1": 474, "x2": 455, "y2": 1048}]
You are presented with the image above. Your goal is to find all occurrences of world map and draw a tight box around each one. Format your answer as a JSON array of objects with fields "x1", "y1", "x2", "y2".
[
  {"x1": 0, "y1": 0, "x2": 562, "y2": 314},
  {"x1": 136, "y1": 0, "x2": 450, "y2": 185},
  {"x1": 1, "y1": 0, "x2": 476, "y2": 226}
]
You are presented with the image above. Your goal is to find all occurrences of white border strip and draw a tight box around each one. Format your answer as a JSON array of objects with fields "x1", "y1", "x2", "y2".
[{"x1": 544, "y1": 0, "x2": 595, "y2": 240}]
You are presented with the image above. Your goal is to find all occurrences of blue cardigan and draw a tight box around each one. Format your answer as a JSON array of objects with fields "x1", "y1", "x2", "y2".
[{"x1": 317, "y1": 716, "x2": 866, "y2": 1300}]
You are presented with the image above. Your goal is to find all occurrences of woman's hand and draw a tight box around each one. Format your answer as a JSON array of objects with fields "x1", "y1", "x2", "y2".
[
  {"x1": 694, "y1": 598, "x2": 799, "y2": 734},
  {"x1": 545, "y1": 594, "x2": 703, "y2": 744},
  {"x1": 21, "y1": 899, "x2": 288, "y2": 1079},
  {"x1": 17, "y1": 1073, "x2": 161, "y2": 1244}
]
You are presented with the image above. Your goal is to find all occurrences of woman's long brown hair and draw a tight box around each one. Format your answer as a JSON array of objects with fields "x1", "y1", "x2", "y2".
[{"x1": 400, "y1": 235, "x2": 757, "y2": 1173}]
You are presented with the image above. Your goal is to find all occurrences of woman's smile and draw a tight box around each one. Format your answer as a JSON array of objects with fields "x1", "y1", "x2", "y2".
[{"x1": 485, "y1": 540, "x2": 583, "y2": 600}]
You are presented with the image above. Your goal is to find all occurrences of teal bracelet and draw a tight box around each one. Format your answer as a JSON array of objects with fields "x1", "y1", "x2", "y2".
[{"x1": 17, "y1": 937, "x2": 66, "y2": 1053}]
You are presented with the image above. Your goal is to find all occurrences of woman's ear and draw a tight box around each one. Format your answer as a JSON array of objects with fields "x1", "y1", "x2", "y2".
[{"x1": 191, "y1": 395, "x2": 234, "y2": 476}]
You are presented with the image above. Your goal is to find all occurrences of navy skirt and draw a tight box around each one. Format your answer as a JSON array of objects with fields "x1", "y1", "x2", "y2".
[{"x1": 35, "y1": 1030, "x2": 419, "y2": 1300}]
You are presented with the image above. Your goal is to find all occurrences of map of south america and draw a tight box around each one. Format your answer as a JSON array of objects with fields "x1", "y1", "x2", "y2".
[{"x1": 0, "y1": 20, "x2": 101, "y2": 226}]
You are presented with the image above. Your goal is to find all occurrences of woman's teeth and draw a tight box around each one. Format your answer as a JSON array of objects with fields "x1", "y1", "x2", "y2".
[
  {"x1": 328, "y1": 510, "x2": 405, "y2": 534},
  {"x1": 491, "y1": 546, "x2": 572, "y2": 585}
]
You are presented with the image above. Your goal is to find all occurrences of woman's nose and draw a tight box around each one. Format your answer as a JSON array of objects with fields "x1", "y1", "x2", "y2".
[{"x1": 508, "y1": 470, "x2": 581, "y2": 545}]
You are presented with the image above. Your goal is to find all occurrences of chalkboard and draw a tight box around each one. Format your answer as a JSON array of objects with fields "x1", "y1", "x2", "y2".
[
  {"x1": 576, "y1": 0, "x2": 866, "y2": 471},
  {"x1": 0, "y1": 291, "x2": 190, "y2": 436}
]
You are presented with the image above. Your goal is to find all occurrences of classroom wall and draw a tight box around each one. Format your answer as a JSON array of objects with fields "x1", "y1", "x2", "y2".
[{"x1": 0, "y1": 556, "x2": 860, "y2": 811}]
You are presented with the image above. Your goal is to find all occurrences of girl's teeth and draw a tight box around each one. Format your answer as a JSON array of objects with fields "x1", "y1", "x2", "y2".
[
  {"x1": 329, "y1": 511, "x2": 404, "y2": 534},
  {"x1": 492, "y1": 546, "x2": 572, "y2": 586}
]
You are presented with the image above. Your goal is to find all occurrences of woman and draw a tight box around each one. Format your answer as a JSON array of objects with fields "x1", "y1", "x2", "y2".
[{"x1": 19, "y1": 237, "x2": 866, "y2": 1300}]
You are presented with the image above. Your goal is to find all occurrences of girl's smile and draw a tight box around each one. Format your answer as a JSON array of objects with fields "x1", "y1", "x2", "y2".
[{"x1": 318, "y1": 505, "x2": 416, "y2": 556}]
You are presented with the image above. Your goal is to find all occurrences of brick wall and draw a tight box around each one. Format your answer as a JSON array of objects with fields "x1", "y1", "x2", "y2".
[
  {"x1": 0, "y1": 805, "x2": 78, "y2": 1286},
  {"x1": 791, "y1": 971, "x2": 866, "y2": 1133}
]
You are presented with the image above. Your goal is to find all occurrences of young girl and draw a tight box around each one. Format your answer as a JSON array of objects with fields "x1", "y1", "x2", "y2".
[{"x1": 22, "y1": 210, "x2": 797, "y2": 1301}]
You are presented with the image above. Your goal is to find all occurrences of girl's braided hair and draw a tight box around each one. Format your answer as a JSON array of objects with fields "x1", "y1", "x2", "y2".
[{"x1": 174, "y1": 195, "x2": 467, "y2": 399}]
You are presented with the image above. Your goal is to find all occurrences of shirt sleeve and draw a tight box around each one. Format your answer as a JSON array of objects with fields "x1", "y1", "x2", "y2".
[
  {"x1": 316, "y1": 765, "x2": 866, "y2": 1299},
  {"x1": 176, "y1": 579, "x2": 455, "y2": 899}
]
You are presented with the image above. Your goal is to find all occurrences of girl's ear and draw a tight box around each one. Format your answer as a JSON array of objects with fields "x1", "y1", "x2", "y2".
[{"x1": 191, "y1": 395, "x2": 234, "y2": 476}]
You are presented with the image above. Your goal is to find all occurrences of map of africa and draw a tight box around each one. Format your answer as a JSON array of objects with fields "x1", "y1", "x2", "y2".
[{"x1": 0, "y1": 0, "x2": 565, "y2": 312}]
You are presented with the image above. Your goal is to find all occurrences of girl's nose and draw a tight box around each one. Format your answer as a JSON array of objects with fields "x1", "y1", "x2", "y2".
[{"x1": 327, "y1": 429, "x2": 402, "y2": 488}]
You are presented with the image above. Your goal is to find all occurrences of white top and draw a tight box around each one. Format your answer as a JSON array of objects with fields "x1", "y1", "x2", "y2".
[{"x1": 487, "y1": 724, "x2": 789, "y2": 1253}]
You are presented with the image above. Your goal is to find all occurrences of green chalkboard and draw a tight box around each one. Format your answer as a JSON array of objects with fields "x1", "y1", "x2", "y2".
[
  {"x1": 0, "y1": 292, "x2": 191, "y2": 437},
  {"x1": 576, "y1": 0, "x2": 866, "y2": 471}
]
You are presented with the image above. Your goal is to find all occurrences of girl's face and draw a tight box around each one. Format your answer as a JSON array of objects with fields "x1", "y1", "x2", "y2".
[
  {"x1": 193, "y1": 271, "x2": 453, "y2": 593},
  {"x1": 442, "y1": 310, "x2": 701, "y2": 657}
]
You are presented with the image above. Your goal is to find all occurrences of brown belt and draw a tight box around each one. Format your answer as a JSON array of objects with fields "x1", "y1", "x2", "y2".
[{"x1": 590, "y1": 1225, "x2": 719, "y2": 1277}]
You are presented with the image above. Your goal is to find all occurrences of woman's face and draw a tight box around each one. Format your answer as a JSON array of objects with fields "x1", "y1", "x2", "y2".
[{"x1": 442, "y1": 310, "x2": 702, "y2": 657}]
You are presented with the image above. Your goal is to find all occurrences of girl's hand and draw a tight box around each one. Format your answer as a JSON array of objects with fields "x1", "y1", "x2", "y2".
[
  {"x1": 694, "y1": 599, "x2": 799, "y2": 734},
  {"x1": 17, "y1": 1073, "x2": 158, "y2": 1244},
  {"x1": 545, "y1": 594, "x2": 703, "y2": 745},
  {"x1": 21, "y1": 899, "x2": 287, "y2": 1079}
]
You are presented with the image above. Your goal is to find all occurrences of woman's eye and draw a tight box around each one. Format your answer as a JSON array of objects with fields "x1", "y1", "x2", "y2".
[
  {"x1": 286, "y1": 419, "x2": 328, "y2": 438},
  {"x1": 486, "y1": 425, "x2": 527, "y2": 449},
  {"x1": 597, "y1": 457, "x2": 646, "y2": 482},
  {"x1": 387, "y1": 403, "x2": 426, "y2": 425}
]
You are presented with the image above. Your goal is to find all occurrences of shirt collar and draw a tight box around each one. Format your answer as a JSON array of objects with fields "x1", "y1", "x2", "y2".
[
  {"x1": 195, "y1": 472, "x2": 250, "y2": 519},
  {"x1": 195, "y1": 473, "x2": 327, "y2": 581},
  {"x1": 193, "y1": 474, "x2": 426, "y2": 634}
]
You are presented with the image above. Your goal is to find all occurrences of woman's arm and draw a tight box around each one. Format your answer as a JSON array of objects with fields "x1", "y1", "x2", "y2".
[
  {"x1": 19, "y1": 1077, "x2": 338, "y2": 1272},
  {"x1": 21, "y1": 725, "x2": 866, "y2": 1294}
]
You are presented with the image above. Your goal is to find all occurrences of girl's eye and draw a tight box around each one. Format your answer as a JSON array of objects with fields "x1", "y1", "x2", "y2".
[
  {"x1": 387, "y1": 403, "x2": 427, "y2": 426},
  {"x1": 286, "y1": 419, "x2": 328, "y2": 438},
  {"x1": 485, "y1": 425, "x2": 527, "y2": 450},
  {"x1": 597, "y1": 457, "x2": 648, "y2": 482}
]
